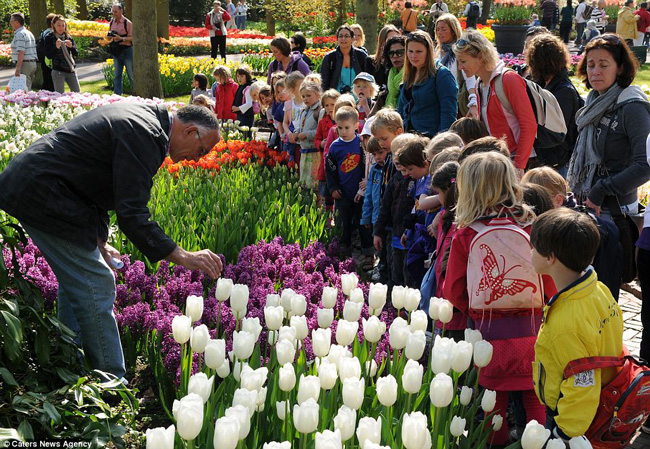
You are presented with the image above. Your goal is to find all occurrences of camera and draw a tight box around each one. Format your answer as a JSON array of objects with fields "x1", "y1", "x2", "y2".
[
  {"x1": 340, "y1": 85, "x2": 352, "y2": 94},
  {"x1": 107, "y1": 30, "x2": 118, "y2": 37}
]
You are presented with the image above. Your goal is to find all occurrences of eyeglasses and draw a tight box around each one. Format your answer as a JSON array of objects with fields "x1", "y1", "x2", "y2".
[
  {"x1": 338, "y1": 34, "x2": 353, "y2": 39},
  {"x1": 196, "y1": 130, "x2": 209, "y2": 157},
  {"x1": 388, "y1": 49, "x2": 405, "y2": 57}
]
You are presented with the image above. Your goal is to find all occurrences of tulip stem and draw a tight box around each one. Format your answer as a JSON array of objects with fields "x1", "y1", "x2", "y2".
[
  {"x1": 367, "y1": 342, "x2": 377, "y2": 382},
  {"x1": 300, "y1": 433, "x2": 307, "y2": 449},
  {"x1": 187, "y1": 439, "x2": 194, "y2": 449}
]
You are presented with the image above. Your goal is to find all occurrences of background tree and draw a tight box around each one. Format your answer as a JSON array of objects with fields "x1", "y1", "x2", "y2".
[
  {"x1": 156, "y1": 0, "x2": 169, "y2": 38},
  {"x1": 51, "y1": 0, "x2": 65, "y2": 13},
  {"x1": 132, "y1": 0, "x2": 164, "y2": 98},
  {"x1": 480, "y1": 0, "x2": 491, "y2": 24},
  {"x1": 29, "y1": 0, "x2": 48, "y2": 34},
  {"x1": 76, "y1": 0, "x2": 88, "y2": 19},
  {"x1": 124, "y1": 0, "x2": 133, "y2": 17},
  {"x1": 357, "y1": 0, "x2": 378, "y2": 53}
]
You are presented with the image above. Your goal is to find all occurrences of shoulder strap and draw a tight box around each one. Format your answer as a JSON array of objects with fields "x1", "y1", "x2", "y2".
[
  {"x1": 494, "y1": 69, "x2": 515, "y2": 116},
  {"x1": 563, "y1": 356, "x2": 626, "y2": 379}
]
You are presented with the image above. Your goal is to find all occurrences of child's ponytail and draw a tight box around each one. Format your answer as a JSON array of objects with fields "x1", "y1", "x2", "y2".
[{"x1": 431, "y1": 161, "x2": 459, "y2": 233}]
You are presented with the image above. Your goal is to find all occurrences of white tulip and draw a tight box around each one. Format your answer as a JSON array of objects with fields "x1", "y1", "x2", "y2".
[
  {"x1": 403, "y1": 288, "x2": 421, "y2": 312},
  {"x1": 312, "y1": 328, "x2": 332, "y2": 358},
  {"x1": 240, "y1": 365, "x2": 268, "y2": 392},
  {"x1": 364, "y1": 444, "x2": 391, "y2": 449},
  {"x1": 291, "y1": 294, "x2": 307, "y2": 316},
  {"x1": 281, "y1": 288, "x2": 296, "y2": 314},
  {"x1": 349, "y1": 287, "x2": 364, "y2": 304},
  {"x1": 391, "y1": 285, "x2": 406, "y2": 310},
  {"x1": 298, "y1": 374, "x2": 321, "y2": 404},
  {"x1": 327, "y1": 344, "x2": 351, "y2": 371},
  {"x1": 409, "y1": 310, "x2": 428, "y2": 333},
  {"x1": 343, "y1": 300, "x2": 362, "y2": 322},
  {"x1": 322, "y1": 286, "x2": 338, "y2": 309},
  {"x1": 368, "y1": 283, "x2": 388, "y2": 315},
  {"x1": 185, "y1": 295, "x2": 203, "y2": 322},
  {"x1": 402, "y1": 359, "x2": 424, "y2": 394},
  {"x1": 438, "y1": 299, "x2": 454, "y2": 323},
  {"x1": 481, "y1": 390, "x2": 497, "y2": 413},
  {"x1": 336, "y1": 319, "x2": 359, "y2": 346},
  {"x1": 451, "y1": 341, "x2": 473, "y2": 374},
  {"x1": 460, "y1": 386, "x2": 473, "y2": 406},
  {"x1": 316, "y1": 429, "x2": 342, "y2": 449},
  {"x1": 521, "y1": 420, "x2": 551, "y2": 449},
  {"x1": 233, "y1": 331, "x2": 255, "y2": 360},
  {"x1": 204, "y1": 339, "x2": 226, "y2": 370},
  {"x1": 276, "y1": 339, "x2": 296, "y2": 365},
  {"x1": 230, "y1": 284, "x2": 249, "y2": 315},
  {"x1": 232, "y1": 360, "x2": 245, "y2": 382},
  {"x1": 450, "y1": 416, "x2": 466, "y2": 437},
  {"x1": 172, "y1": 315, "x2": 192, "y2": 344},
  {"x1": 172, "y1": 393, "x2": 204, "y2": 441},
  {"x1": 389, "y1": 317, "x2": 409, "y2": 350},
  {"x1": 334, "y1": 406, "x2": 357, "y2": 441},
  {"x1": 547, "y1": 439, "x2": 567, "y2": 449},
  {"x1": 492, "y1": 414, "x2": 504, "y2": 431},
  {"x1": 233, "y1": 388, "x2": 258, "y2": 416},
  {"x1": 213, "y1": 417, "x2": 240, "y2": 449},
  {"x1": 293, "y1": 398, "x2": 319, "y2": 434},
  {"x1": 276, "y1": 401, "x2": 288, "y2": 420},
  {"x1": 263, "y1": 441, "x2": 291, "y2": 449},
  {"x1": 356, "y1": 416, "x2": 381, "y2": 448},
  {"x1": 318, "y1": 308, "x2": 334, "y2": 329},
  {"x1": 473, "y1": 340, "x2": 494, "y2": 368},
  {"x1": 256, "y1": 386, "x2": 267, "y2": 411},
  {"x1": 464, "y1": 328, "x2": 483, "y2": 346},
  {"x1": 569, "y1": 437, "x2": 594, "y2": 449},
  {"x1": 215, "y1": 278, "x2": 233, "y2": 302},
  {"x1": 266, "y1": 293, "x2": 281, "y2": 308},
  {"x1": 376, "y1": 375, "x2": 397, "y2": 407},
  {"x1": 341, "y1": 273, "x2": 359, "y2": 296},
  {"x1": 190, "y1": 324, "x2": 210, "y2": 354},
  {"x1": 318, "y1": 359, "x2": 338, "y2": 390},
  {"x1": 339, "y1": 356, "x2": 362, "y2": 382},
  {"x1": 362, "y1": 316, "x2": 387, "y2": 343},
  {"x1": 146, "y1": 425, "x2": 175, "y2": 449},
  {"x1": 225, "y1": 404, "x2": 251, "y2": 440},
  {"x1": 428, "y1": 296, "x2": 442, "y2": 320},
  {"x1": 216, "y1": 359, "x2": 231, "y2": 378},
  {"x1": 290, "y1": 315, "x2": 309, "y2": 340},
  {"x1": 268, "y1": 331, "x2": 278, "y2": 346},
  {"x1": 365, "y1": 359, "x2": 378, "y2": 377},
  {"x1": 188, "y1": 372, "x2": 214, "y2": 404},
  {"x1": 405, "y1": 330, "x2": 426, "y2": 360},
  {"x1": 429, "y1": 372, "x2": 454, "y2": 408},
  {"x1": 279, "y1": 363, "x2": 297, "y2": 392},
  {"x1": 402, "y1": 412, "x2": 432, "y2": 449},
  {"x1": 278, "y1": 326, "x2": 297, "y2": 348},
  {"x1": 430, "y1": 335, "x2": 454, "y2": 375},
  {"x1": 342, "y1": 377, "x2": 364, "y2": 410},
  {"x1": 265, "y1": 306, "x2": 284, "y2": 331}
]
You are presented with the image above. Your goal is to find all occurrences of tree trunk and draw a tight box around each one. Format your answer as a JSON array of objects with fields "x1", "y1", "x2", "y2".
[
  {"x1": 156, "y1": 0, "x2": 169, "y2": 39},
  {"x1": 124, "y1": 0, "x2": 133, "y2": 17},
  {"x1": 266, "y1": 13, "x2": 275, "y2": 36},
  {"x1": 77, "y1": 0, "x2": 88, "y2": 20},
  {"x1": 29, "y1": 0, "x2": 49, "y2": 35},
  {"x1": 338, "y1": 0, "x2": 345, "y2": 27},
  {"x1": 480, "y1": 0, "x2": 491, "y2": 24},
  {"x1": 53, "y1": 0, "x2": 65, "y2": 14},
  {"x1": 132, "y1": 0, "x2": 163, "y2": 98},
  {"x1": 357, "y1": 0, "x2": 378, "y2": 54}
]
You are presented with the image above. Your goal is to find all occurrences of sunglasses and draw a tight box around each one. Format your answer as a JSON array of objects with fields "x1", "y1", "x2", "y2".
[{"x1": 388, "y1": 49, "x2": 405, "y2": 57}]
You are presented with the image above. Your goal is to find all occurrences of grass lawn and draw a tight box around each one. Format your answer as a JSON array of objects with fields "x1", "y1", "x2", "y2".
[{"x1": 79, "y1": 79, "x2": 191, "y2": 104}]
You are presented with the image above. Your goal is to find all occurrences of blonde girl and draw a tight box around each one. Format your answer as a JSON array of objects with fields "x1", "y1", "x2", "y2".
[
  {"x1": 283, "y1": 71, "x2": 306, "y2": 163},
  {"x1": 212, "y1": 65, "x2": 238, "y2": 120},
  {"x1": 350, "y1": 23, "x2": 366, "y2": 50},
  {"x1": 443, "y1": 152, "x2": 550, "y2": 446},
  {"x1": 294, "y1": 81, "x2": 323, "y2": 188}
]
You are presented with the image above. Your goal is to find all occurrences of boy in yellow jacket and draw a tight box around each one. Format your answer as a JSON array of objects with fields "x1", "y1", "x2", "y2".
[{"x1": 530, "y1": 208, "x2": 623, "y2": 444}]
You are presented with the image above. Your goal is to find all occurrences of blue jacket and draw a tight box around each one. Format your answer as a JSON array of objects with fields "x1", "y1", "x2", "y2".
[
  {"x1": 397, "y1": 64, "x2": 458, "y2": 136},
  {"x1": 361, "y1": 162, "x2": 386, "y2": 226}
]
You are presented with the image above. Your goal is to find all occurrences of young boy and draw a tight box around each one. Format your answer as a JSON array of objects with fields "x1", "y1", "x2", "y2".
[
  {"x1": 352, "y1": 72, "x2": 378, "y2": 122},
  {"x1": 530, "y1": 208, "x2": 623, "y2": 443},
  {"x1": 325, "y1": 106, "x2": 373, "y2": 259}
]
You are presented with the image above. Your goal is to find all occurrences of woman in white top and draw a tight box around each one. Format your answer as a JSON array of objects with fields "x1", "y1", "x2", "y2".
[{"x1": 435, "y1": 13, "x2": 478, "y2": 118}]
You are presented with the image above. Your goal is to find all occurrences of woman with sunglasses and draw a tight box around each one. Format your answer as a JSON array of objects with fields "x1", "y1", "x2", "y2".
[
  {"x1": 320, "y1": 25, "x2": 371, "y2": 93},
  {"x1": 570, "y1": 34, "x2": 650, "y2": 220},
  {"x1": 383, "y1": 35, "x2": 407, "y2": 109},
  {"x1": 365, "y1": 24, "x2": 400, "y2": 90},
  {"x1": 453, "y1": 29, "x2": 537, "y2": 174},
  {"x1": 397, "y1": 30, "x2": 458, "y2": 137},
  {"x1": 435, "y1": 13, "x2": 478, "y2": 119}
]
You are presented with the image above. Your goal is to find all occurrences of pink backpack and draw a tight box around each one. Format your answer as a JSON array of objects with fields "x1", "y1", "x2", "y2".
[{"x1": 467, "y1": 218, "x2": 544, "y2": 318}]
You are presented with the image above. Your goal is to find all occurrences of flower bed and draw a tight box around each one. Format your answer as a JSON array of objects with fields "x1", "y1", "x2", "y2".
[{"x1": 0, "y1": 42, "x2": 10, "y2": 66}]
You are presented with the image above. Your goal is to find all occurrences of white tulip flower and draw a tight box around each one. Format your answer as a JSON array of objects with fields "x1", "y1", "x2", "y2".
[
  {"x1": 473, "y1": 340, "x2": 494, "y2": 368},
  {"x1": 241, "y1": 317, "x2": 262, "y2": 341},
  {"x1": 321, "y1": 286, "x2": 338, "y2": 309},
  {"x1": 172, "y1": 315, "x2": 191, "y2": 344},
  {"x1": 233, "y1": 388, "x2": 258, "y2": 416},
  {"x1": 204, "y1": 339, "x2": 226, "y2": 370},
  {"x1": 368, "y1": 283, "x2": 388, "y2": 315},
  {"x1": 276, "y1": 339, "x2": 296, "y2": 365},
  {"x1": 450, "y1": 416, "x2": 466, "y2": 437},
  {"x1": 265, "y1": 306, "x2": 284, "y2": 331},
  {"x1": 298, "y1": 374, "x2": 321, "y2": 404},
  {"x1": 278, "y1": 326, "x2": 297, "y2": 348},
  {"x1": 547, "y1": 439, "x2": 567, "y2": 449},
  {"x1": 365, "y1": 359, "x2": 378, "y2": 377},
  {"x1": 213, "y1": 417, "x2": 240, "y2": 449},
  {"x1": 438, "y1": 299, "x2": 454, "y2": 323},
  {"x1": 428, "y1": 296, "x2": 442, "y2": 320},
  {"x1": 389, "y1": 317, "x2": 409, "y2": 350},
  {"x1": 172, "y1": 393, "x2": 204, "y2": 441},
  {"x1": 460, "y1": 386, "x2": 473, "y2": 406},
  {"x1": 430, "y1": 335, "x2": 454, "y2": 375},
  {"x1": 312, "y1": 328, "x2": 332, "y2": 358},
  {"x1": 230, "y1": 284, "x2": 249, "y2": 315},
  {"x1": 343, "y1": 300, "x2": 362, "y2": 322},
  {"x1": 356, "y1": 416, "x2": 381, "y2": 448},
  {"x1": 364, "y1": 444, "x2": 391, "y2": 449},
  {"x1": 336, "y1": 319, "x2": 359, "y2": 346},
  {"x1": 342, "y1": 377, "x2": 364, "y2": 410},
  {"x1": 145, "y1": 425, "x2": 175, "y2": 449},
  {"x1": 451, "y1": 340, "x2": 473, "y2": 374},
  {"x1": 481, "y1": 389, "x2": 497, "y2": 413},
  {"x1": 279, "y1": 363, "x2": 297, "y2": 392},
  {"x1": 225, "y1": 404, "x2": 251, "y2": 440},
  {"x1": 349, "y1": 287, "x2": 364, "y2": 304},
  {"x1": 318, "y1": 359, "x2": 338, "y2": 390},
  {"x1": 409, "y1": 310, "x2": 428, "y2": 333},
  {"x1": 233, "y1": 330, "x2": 256, "y2": 360},
  {"x1": 464, "y1": 328, "x2": 483, "y2": 346},
  {"x1": 403, "y1": 288, "x2": 421, "y2": 312},
  {"x1": 318, "y1": 308, "x2": 334, "y2": 329},
  {"x1": 339, "y1": 356, "x2": 362, "y2": 382},
  {"x1": 429, "y1": 372, "x2": 454, "y2": 408},
  {"x1": 376, "y1": 375, "x2": 397, "y2": 407},
  {"x1": 290, "y1": 315, "x2": 309, "y2": 340},
  {"x1": 327, "y1": 344, "x2": 352, "y2": 371},
  {"x1": 256, "y1": 386, "x2": 267, "y2": 411},
  {"x1": 216, "y1": 359, "x2": 231, "y2": 378},
  {"x1": 293, "y1": 398, "x2": 319, "y2": 434},
  {"x1": 569, "y1": 436, "x2": 595, "y2": 449},
  {"x1": 215, "y1": 278, "x2": 233, "y2": 302},
  {"x1": 185, "y1": 295, "x2": 203, "y2": 322},
  {"x1": 190, "y1": 324, "x2": 210, "y2": 354},
  {"x1": 402, "y1": 412, "x2": 432, "y2": 449},
  {"x1": 492, "y1": 414, "x2": 504, "y2": 431},
  {"x1": 334, "y1": 406, "x2": 357, "y2": 441},
  {"x1": 340, "y1": 273, "x2": 359, "y2": 296},
  {"x1": 188, "y1": 372, "x2": 214, "y2": 404},
  {"x1": 291, "y1": 294, "x2": 307, "y2": 316},
  {"x1": 402, "y1": 359, "x2": 424, "y2": 394},
  {"x1": 521, "y1": 420, "x2": 551, "y2": 449},
  {"x1": 316, "y1": 429, "x2": 342, "y2": 449},
  {"x1": 276, "y1": 401, "x2": 288, "y2": 420},
  {"x1": 405, "y1": 330, "x2": 426, "y2": 360},
  {"x1": 363, "y1": 316, "x2": 387, "y2": 343},
  {"x1": 240, "y1": 365, "x2": 268, "y2": 392},
  {"x1": 280, "y1": 288, "x2": 296, "y2": 314},
  {"x1": 391, "y1": 285, "x2": 406, "y2": 310},
  {"x1": 266, "y1": 293, "x2": 281, "y2": 308},
  {"x1": 263, "y1": 441, "x2": 291, "y2": 449}
]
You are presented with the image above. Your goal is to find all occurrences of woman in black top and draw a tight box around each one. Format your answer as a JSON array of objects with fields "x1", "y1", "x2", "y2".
[
  {"x1": 44, "y1": 15, "x2": 79, "y2": 93},
  {"x1": 290, "y1": 33, "x2": 313, "y2": 69},
  {"x1": 320, "y1": 25, "x2": 371, "y2": 93}
]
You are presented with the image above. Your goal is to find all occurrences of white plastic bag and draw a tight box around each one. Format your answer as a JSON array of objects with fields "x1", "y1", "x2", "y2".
[{"x1": 7, "y1": 74, "x2": 27, "y2": 93}]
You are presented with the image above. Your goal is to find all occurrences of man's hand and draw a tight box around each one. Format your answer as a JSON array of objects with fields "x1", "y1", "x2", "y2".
[
  {"x1": 98, "y1": 241, "x2": 121, "y2": 268},
  {"x1": 373, "y1": 235, "x2": 383, "y2": 252},
  {"x1": 400, "y1": 233, "x2": 408, "y2": 248},
  {"x1": 585, "y1": 198, "x2": 601, "y2": 216},
  {"x1": 167, "y1": 246, "x2": 223, "y2": 279},
  {"x1": 331, "y1": 190, "x2": 342, "y2": 199},
  {"x1": 14, "y1": 68, "x2": 20, "y2": 77}
]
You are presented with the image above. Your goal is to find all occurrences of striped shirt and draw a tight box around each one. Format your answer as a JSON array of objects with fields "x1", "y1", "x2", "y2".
[
  {"x1": 10, "y1": 26, "x2": 37, "y2": 63},
  {"x1": 590, "y1": 7, "x2": 608, "y2": 30}
]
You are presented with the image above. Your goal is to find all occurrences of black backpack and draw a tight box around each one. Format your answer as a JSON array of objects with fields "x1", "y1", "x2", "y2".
[
  {"x1": 36, "y1": 29, "x2": 50, "y2": 63},
  {"x1": 468, "y1": 3, "x2": 480, "y2": 19}
]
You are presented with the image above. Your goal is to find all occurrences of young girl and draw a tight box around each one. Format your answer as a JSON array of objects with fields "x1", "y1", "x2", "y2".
[
  {"x1": 232, "y1": 65, "x2": 255, "y2": 128},
  {"x1": 293, "y1": 81, "x2": 322, "y2": 188},
  {"x1": 283, "y1": 71, "x2": 306, "y2": 165},
  {"x1": 315, "y1": 90, "x2": 341, "y2": 205},
  {"x1": 190, "y1": 73, "x2": 209, "y2": 104},
  {"x1": 443, "y1": 152, "x2": 555, "y2": 445},
  {"x1": 212, "y1": 65, "x2": 238, "y2": 121},
  {"x1": 258, "y1": 84, "x2": 273, "y2": 127},
  {"x1": 271, "y1": 76, "x2": 288, "y2": 149},
  {"x1": 352, "y1": 72, "x2": 378, "y2": 122}
]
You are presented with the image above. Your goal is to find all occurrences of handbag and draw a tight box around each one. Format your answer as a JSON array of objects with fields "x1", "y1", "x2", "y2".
[
  {"x1": 7, "y1": 75, "x2": 27, "y2": 93},
  {"x1": 108, "y1": 41, "x2": 126, "y2": 57}
]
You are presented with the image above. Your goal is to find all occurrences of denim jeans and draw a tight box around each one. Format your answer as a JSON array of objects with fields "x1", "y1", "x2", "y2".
[
  {"x1": 575, "y1": 22, "x2": 586, "y2": 45},
  {"x1": 113, "y1": 46, "x2": 134, "y2": 95},
  {"x1": 235, "y1": 16, "x2": 246, "y2": 29},
  {"x1": 22, "y1": 223, "x2": 126, "y2": 380}
]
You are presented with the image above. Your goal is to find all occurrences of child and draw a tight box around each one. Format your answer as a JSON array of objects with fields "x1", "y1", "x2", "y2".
[
  {"x1": 283, "y1": 71, "x2": 306, "y2": 166},
  {"x1": 449, "y1": 117, "x2": 489, "y2": 146},
  {"x1": 293, "y1": 81, "x2": 322, "y2": 188},
  {"x1": 232, "y1": 65, "x2": 255, "y2": 128},
  {"x1": 212, "y1": 65, "x2": 238, "y2": 121},
  {"x1": 522, "y1": 166, "x2": 574, "y2": 209},
  {"x1": 530, "y1": 208, "x2": 623, "y2": 443},
  {"x1": 521, "y1": 182, "x2": 554, "y2": 215},
  {"x1": 315, "y1": 89, "x2": 341, "y2": 205},
  {"x1": 258, "y1": 84, "x2": 273, "y2": 127},
  {"x1": 192, "y1": 94, "x2": 213, "y2": 110},
  {"x1": 190, "y1": 73, "x2": 209, "y2": 104},
  {"x1": 370, "y1": 108, "x2": 405, "y2": 155},
  {"x1": 271, "y1": 76, "x2": 288, "y2": 149},
  {"x1": 325, "y1": 106, "x2": 373, "y2": 259},
  {"x1": 443, "y1": 151, "x2": 555, "y2": 446},
  {"x1": 353, "y1": 72, "x2": 378, "y2": 122},
  {"x1": 531, "y1": 13, "x2": 541, "y2": 26},
  {"x1": 424, "y1": 131, "x2": 465, "y2": 161},
  {"x1": 458, "y1": 136, "x2": 510, "y2": 163}
]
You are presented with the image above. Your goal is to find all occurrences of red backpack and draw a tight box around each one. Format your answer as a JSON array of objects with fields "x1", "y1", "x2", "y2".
[{"x1": 563, "y1": 352, "x2": 650, "y2": 448}]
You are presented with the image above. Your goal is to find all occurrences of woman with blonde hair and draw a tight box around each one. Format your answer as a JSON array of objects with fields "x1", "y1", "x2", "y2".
[
  {"x1": 453, "y1": 29, "x2": 537, "y2": 174},
  {"x1": 397, "y1": 30, "x2": 458, "y2": 137},
  {"x1": 350, "y1": 24, "x2": 367, "y2": 53}
]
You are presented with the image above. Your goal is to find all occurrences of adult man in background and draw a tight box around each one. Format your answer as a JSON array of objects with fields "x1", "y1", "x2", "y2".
[
  {"x1": 0, "y1": 104, "x2": 223, "y2": 382},
  {"x1": 464, "y1": 0, "x2": 482, "y2": 29},
  {"x1": 574, "y1": 0, "x2": 589, "y2": 46},
  {"x1": 109, "y1": 3, "x2": 133, "y2": 95},
  {"x1": 540, "y1": 0, "x2": 558, "y2": 30},
  {"x1": 10, "y1": 12, "x2": 38, "y2": 91}
]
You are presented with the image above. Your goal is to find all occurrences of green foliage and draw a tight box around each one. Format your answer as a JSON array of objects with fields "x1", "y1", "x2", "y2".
[
  {"x1": 109, "y1": 165, "x2": 330, "y2": 267},
  {"x1": 0, "y1": 224, "x2": 139, "y2": 446},
  {"x1": 170, "y1": 0, "x2": 213, "y2": 26}
]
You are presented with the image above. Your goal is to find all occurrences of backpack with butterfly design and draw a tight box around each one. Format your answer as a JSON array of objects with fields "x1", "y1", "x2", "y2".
[{"x1": 467, "y1": 217, "x2": 545, "y2": 319}]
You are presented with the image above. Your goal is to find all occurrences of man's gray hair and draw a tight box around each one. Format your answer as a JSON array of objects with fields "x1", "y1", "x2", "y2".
[{"x1": 176, "y1": 105, "x2": 220, "y2": 134}]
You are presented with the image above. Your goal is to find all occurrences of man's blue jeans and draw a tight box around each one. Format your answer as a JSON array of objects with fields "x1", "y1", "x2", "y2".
[
  {"x1": 113, "y1": 46, "x2": 134, "y2": 95},
  {"x1": 22, "y1": 224, "x2": 126, "y2": 380}
]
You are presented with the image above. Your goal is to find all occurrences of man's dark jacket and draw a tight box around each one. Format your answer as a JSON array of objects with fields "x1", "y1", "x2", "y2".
[{"x1": 0, "y1": 103, "x2": 177, "y2": 262}]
